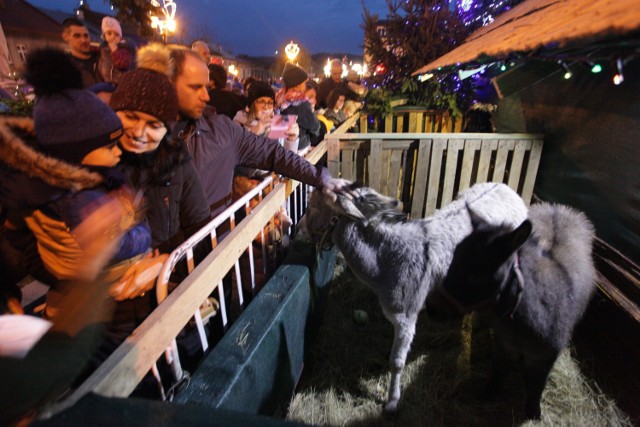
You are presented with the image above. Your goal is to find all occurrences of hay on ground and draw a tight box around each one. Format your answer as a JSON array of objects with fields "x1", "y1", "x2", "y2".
[{"x1": 287, "y1": 255, "x2": 632, "y2": 427}]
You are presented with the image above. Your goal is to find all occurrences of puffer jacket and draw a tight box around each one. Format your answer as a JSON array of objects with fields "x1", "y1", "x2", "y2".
[{"x1": 0, "y1": 117, "x2": 150, "y2": 284}]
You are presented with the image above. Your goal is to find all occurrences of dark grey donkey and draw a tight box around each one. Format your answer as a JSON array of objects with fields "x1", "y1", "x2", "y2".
[
  {"x1": 300, "y1": 182, "x2": 528, "y2": 413},
  {"x1": 430, "y1": 202, "x2": 595, "y2": 420}
]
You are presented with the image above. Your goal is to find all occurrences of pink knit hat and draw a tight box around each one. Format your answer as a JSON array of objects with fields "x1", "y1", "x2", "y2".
[{"x1": 101, "y1": 16, "x2": 122, "y2": 37}]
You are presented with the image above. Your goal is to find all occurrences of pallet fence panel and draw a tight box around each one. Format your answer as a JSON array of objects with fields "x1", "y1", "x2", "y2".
[
  {"x1": 387, "y1": 149, "x2": 404, "y2": 199},
  {"x1": 327, "y1": 138, "x2": 340, "y2": 178},
  {"x1": 520, "y1": 138, "x2": 543, "y2": 206},
  {"x1": 459, "y1": 139, "x2": 481, "y2": 192},
  {"x1": 493, "y1": 139, "x2": 514, "y2": 183},
  {"x1": 368, "y1": 139, "x2": 383, "y2": 192},
  {"x1": 476, "y1": 139, "x2": 498, "y2": 184},
  {"x1": 441, "y1": 138, "x2": 465, "y2": 206},
  {"x1": 410, "y1": 139, "x2": 432, "y2": 219},
  {"x1": 341, "y1": 148, "x2": 355, "y2": 181},
  {"x1": 425, "y1": 138, "x2": 446, "y2": 216},
  {"x1": 508, "y1": 139, "x2": 528, "y2": 192}
]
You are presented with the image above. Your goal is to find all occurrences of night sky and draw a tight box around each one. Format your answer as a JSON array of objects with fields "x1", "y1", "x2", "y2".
[{"x1": 29, "y1": 0, "x2": 391, "y2": 56}]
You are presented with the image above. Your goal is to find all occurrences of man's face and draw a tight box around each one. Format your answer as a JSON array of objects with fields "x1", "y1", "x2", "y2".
[
  {"x1": 63, "y1": 25, "x2": 91, "y2": 58},
  {"x1": 174, "y1": 55, "x2": 210, "y2": 120},
  {"x1": 330, "y1": 64, "x2": 343, "y2": 83}
]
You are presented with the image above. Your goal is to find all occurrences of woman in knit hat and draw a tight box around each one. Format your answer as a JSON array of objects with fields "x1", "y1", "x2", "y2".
[
  {"x1": 89, "y1": 43, "x2": 211, "y2": 375},
  {"x1": 234, "y1": 80, "x2": 299, "y2": 148},
  {"x1": 276, "y1": 63, "x2": 321, "y2": 155},
  {"x1": 97, "y1": 16, "x2": 135, "y2": 84},
  {"x1": 110, "y1": 43, "x2": 210, "y2": 255}
]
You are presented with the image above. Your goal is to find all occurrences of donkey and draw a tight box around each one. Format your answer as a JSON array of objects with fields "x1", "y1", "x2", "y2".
[
  {"x1": 430, "y1": 203, "x2": 595, "y2": 419},
  {"x1": 300, "y1": 181, "x2": 528, "y2": 413}
]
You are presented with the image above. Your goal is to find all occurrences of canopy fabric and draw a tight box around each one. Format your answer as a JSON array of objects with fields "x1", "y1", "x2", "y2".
[{"x1": 412, "y1": 0, "x2": 640, "y2": 75}]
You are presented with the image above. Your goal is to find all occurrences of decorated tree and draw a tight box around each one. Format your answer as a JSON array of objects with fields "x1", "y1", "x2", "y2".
[{"x1": 362, "y1": 0, "x2": 525, "y2": 115}]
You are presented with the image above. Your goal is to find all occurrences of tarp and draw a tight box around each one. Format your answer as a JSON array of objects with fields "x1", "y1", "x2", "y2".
[{"x1": 413, "y1": 0, "x2": 640, "y2": 75}]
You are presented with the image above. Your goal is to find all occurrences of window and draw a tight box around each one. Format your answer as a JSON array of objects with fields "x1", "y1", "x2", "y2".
[{"x1": 16, "y1": 44, "x2": 27, "y2": 63}]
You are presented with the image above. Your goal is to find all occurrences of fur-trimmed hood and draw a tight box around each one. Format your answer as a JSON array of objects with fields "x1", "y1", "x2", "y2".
[{"x1": 0, "y1": 116, "x2": 103, "y2": 191}]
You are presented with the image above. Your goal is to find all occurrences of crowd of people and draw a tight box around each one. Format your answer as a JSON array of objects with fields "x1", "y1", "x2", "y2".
[{"x1": 0, "y1": 15, "x2": 367, "y2": 424}]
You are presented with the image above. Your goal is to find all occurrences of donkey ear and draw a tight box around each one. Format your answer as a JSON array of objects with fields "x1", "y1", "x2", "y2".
[
  {"x1": 467, "y1": 203, "x2": 487, "y2": 230},
  {"x1": 496, "y1": 219, "x2": 532, "y2": 255},
  {"x1": 335, "y1": 193, "x2": 368, "y2": 225}
]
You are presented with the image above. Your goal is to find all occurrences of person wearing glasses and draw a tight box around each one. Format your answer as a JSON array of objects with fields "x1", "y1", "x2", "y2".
[{"x1": 234, "y1": 81, "x2": 299, "y2": 147}]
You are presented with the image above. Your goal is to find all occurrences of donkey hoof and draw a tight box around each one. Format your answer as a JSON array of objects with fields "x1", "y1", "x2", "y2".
[{"x1": 384, "y1": 399, "x2": 399, "y2": 416}]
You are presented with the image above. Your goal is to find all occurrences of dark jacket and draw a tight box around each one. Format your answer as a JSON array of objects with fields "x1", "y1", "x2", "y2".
[
  {"x1": 175, "y1": 108, "x2": 331, "y2": 216},
  {"x1": 118, "y1": 138, "x2": 211, "y2": 253},
  {"x1": 207, "y1": 88, "x2": 246, "y2": 120},
  {"x1": 280, "y1": 100, "x2": 321, "y2": 151}
]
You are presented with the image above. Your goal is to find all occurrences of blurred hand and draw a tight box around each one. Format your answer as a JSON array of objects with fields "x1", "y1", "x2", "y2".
[
  {"x1": 286, "y1": 123, "x2": 299, "y2": 141},
  {"x1": 322, "y1": 178, "x2": 355, "y2": 202},
  {"x1": 110, "y1": 250, "x2": 169, "y2": 301}
]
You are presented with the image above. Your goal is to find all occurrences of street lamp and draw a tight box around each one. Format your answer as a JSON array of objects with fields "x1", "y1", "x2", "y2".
[
  {"x1": 284, "y1": 41, "x2": 299, "y2": 63},
  {"x1": 150, "y1": 0, "x2": 177, "y2": 44}
]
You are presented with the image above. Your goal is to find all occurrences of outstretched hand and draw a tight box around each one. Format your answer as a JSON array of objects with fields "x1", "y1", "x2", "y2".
[
  {"x1": 322, "y1": 178, "x2": 355, "y2": 202},
  {"x1": 110, "y1": 250, "x2": 169, "y2": 301}
]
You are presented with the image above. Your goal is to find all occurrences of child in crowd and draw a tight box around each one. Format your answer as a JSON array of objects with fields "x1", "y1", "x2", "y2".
[
  {"x1": 98, "y1": 16, "x2": 135, "y2": 84},
  {"x1": 19, "y1": 48, "x2": 162, "y2": 316}
]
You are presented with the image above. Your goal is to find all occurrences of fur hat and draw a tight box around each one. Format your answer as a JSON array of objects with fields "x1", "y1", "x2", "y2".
[
  {"x1": 102, "y1": 16, "x2": 122, "y2": 37},
  {"x1": 282, "y1": 63, "x2": 308, "y2": 89},
  {"x1": 110, "y1": 44, "x2": 178, "y2": 124},
  {"x1": 247, "y1": 81, "x2": 275, "y2": 106},
  {"x1": 25, "y1": 48, "x2": 123, "y2": 165}
]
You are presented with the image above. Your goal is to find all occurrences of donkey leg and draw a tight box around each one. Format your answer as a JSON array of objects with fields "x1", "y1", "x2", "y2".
[
  {"x1": 522, "y1": 355, "x2": 556, "y2": 420},
  {"x1": 384, "y1": 313, "x2": 417, "y2": 413}
]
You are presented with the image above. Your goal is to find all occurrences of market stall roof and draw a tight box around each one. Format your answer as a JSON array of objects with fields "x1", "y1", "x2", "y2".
[{"x1": 412, "y1": 0, "x2": 640, "y2": 75}]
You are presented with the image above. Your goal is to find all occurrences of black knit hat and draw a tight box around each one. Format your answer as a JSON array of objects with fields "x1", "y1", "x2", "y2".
[
  {"x1": 247, "y1": 81, "x2": 275, "y2": 106},
  {"x1": 25, "y1": 48, "x2": 123, "y2": 165},
  {"x1": 282, "y1": 62, "x2": 308, "y2": 88},
  {"x1": 110, "y1": 44, "x2": 178, "y2": 124}
]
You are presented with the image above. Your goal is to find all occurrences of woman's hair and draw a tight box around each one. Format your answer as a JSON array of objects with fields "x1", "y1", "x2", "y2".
[{"x1": 326, "y1": 88, "x2": 346, "y2": 110}]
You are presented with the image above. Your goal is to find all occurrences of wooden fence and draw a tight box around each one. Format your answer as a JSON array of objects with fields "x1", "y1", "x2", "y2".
[
  {"x1": 359, "y1": 106, "x2": 465, "y2": 134},
  {"x1": 327, "y1": 133, "x2": 543, "y2": 217}
]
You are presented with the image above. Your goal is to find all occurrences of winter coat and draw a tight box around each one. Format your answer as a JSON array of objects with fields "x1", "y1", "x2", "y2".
[
  {"x1": 98, "y1": 41, "x2": 135, "y2": 85},
  {"x1": 279, "y1": 100, "x2": 321, "y2": 152},
  {"x1": 175, "y1": 107, "x2": 331, "y2": 216},
  {"x1": 0, "y1": 117, "x2": 150, "y2": 285},
  {"x1": 118, "y1": 138, "x2": 211, "y2": 253}
]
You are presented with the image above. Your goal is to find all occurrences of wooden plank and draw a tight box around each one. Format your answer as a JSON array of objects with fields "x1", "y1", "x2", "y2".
[
  {"x1": 62, "y1": 183, "x2": 290, "y2": 405},
  {"x1": 381, "y1": 140, "x2": 414, "y2": 150},
  {"x1": 441, "y1": 138, "x2": 464, "y2": 206},
  {"x1": 359, "y1": 114, "x2": 368, "y2": 134},
  {"x1": 396, "y1": 115, "x2": 404, "y2": 133},
  {"x1": 306, "y1": 139, "x2": 328, "y2": 165},
  {"x1": 425, "y1": 138, "x2": 446, "y2": 215},
  {"x1": 476, "y1": 139, "x2": 498, "y2": 184},
  {"x1": 459, "y1": 139, "x2": 481, "y2": 192},
  {"x1": 520, "y1": 139, "x2": 543, "y2": 205},
  {"x1": 356, "y1": 145, "x2": 367, "y2": 184},
  {"x1": 453, "y1": 115, "x2": 464, "y2": 133},
  {"x1": 388, "y1": 149, "x2": 404, "y2": 199},
  {"x1": 492, "y1": 139, "x2": 514, "y2": 183},
  {"x1": 332, "y1": 133, "x2": 543, "y2": 141},
  {"x1": 384, "y1": 115, "x2": 393, "y2": 133},
  {"x1": 341, "y1": 149, "x2": 354, "y2": 181},
  {"x1": 410, "y1": 139, "x2": 432, "y2": 219},
  {"x1": 368, "y1": 139, "x2": 383, "y2": 192},
  {"x1": 327, "y1": 138, "x2": 340, "y2": 178},
  {"x1": 507, "y1": 139, "x2": 529, "y2": 193},
  {"x1": 425, "y1": 114, "x2": 434, "y2": 133},
  {"x1": 379, "y1": 148, "x2": 392, "y2": 196},
  {"x1": 340, "y1": 140, "x2": 366, "y2": 151},
  {"x1": 407, "y1": 112, "x2": 418, "y2": 133}
]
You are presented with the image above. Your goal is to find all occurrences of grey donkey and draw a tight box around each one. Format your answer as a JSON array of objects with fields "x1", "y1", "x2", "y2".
[
  {"x1": 299, "y1": 181, "x2": 528, "y2": 413},
  {"x1": 429, "y1": 202, "x2": 595, "y2": 420}
]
